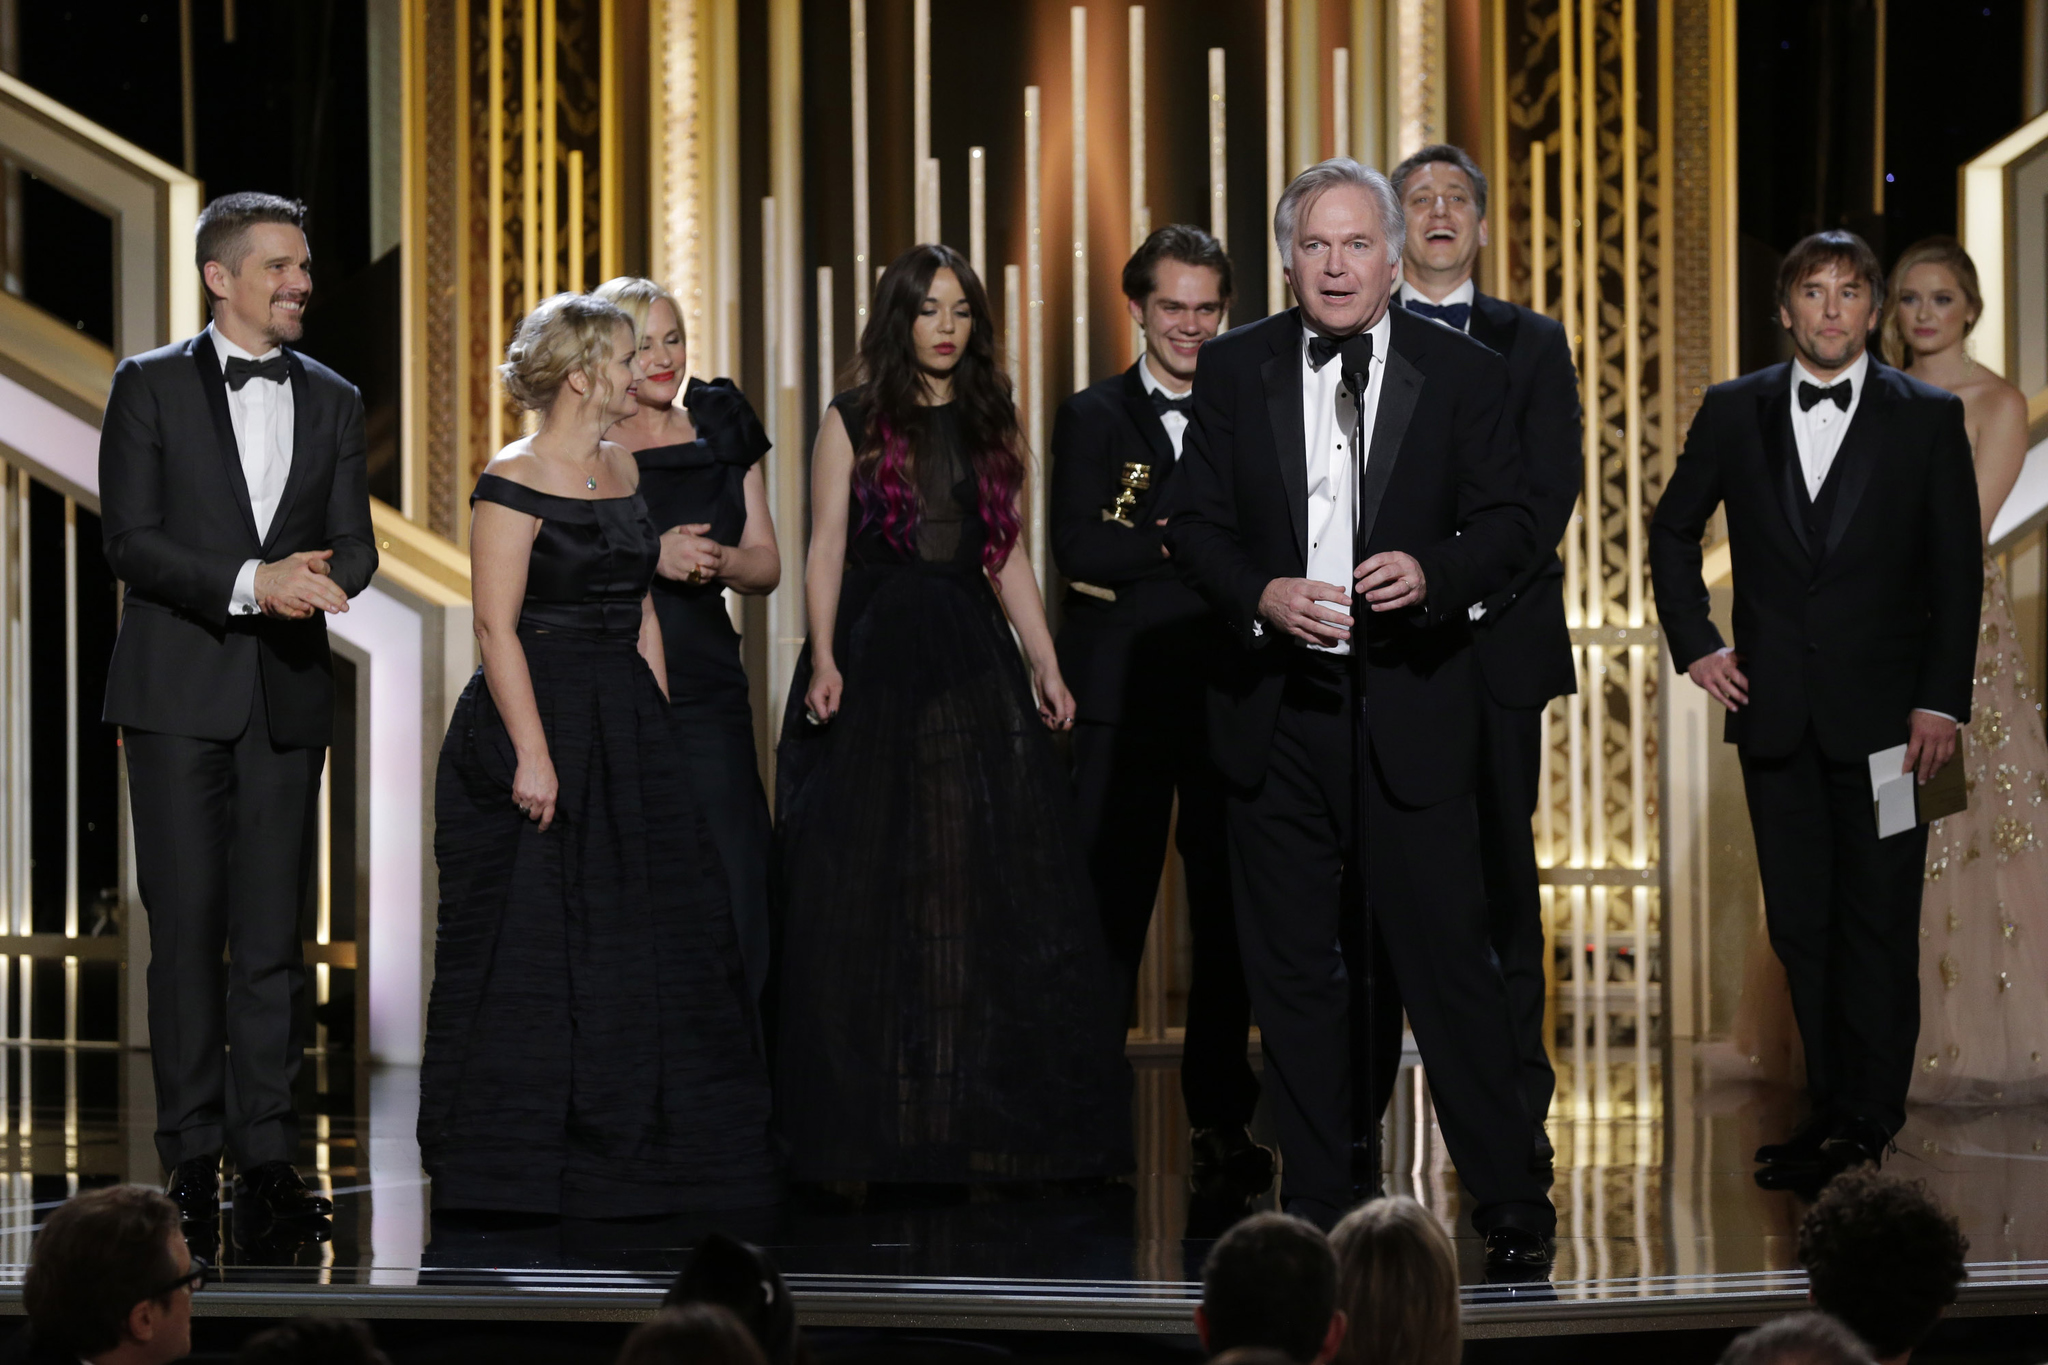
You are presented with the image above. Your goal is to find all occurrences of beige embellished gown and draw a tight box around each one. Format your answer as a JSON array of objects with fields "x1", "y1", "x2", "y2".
[
  {"x1": 1720, "y1": 553, "x2": 2048, "y2": 1107},
  {"x1": 1913, "y1": 553, "x2": 2048, "y2": 1104}
]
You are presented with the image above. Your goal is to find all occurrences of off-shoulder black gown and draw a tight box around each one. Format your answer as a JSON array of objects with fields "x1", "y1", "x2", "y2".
[
  {"x1": 774, "y1": 393, "x2": 1133, "y2": 1184},
  {"x1": 633, "y1": 379, "x2": 773, "y2": 1008},
  {"x1": 421, "y1": 473, "x2": 776, "y2": 1216}
]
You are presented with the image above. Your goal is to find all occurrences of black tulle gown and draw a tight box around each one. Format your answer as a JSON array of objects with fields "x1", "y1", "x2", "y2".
[
  {"x1": 774, "y1": 392, "x2": 1133, "y2": 1184},
  {"x1": 421, "y1": 473, "x2": 776, "y2": 1217},
  {"x1": 634, "y1": 378, "x2": 774, "y2": 1009}
]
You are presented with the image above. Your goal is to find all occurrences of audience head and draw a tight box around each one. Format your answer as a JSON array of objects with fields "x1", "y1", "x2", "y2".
[
  {"x1": 1209, "y1": 1351, "x2": 1303, "y2": 1365},
  {"x1": 195, "y1": 191, "x2": 311, "y2": 347},
  {"x1": 500, "y1": 292, "x2": 642, "y2": 425},
  {"x1": 1717, "y1": 1313, "x2": 1876, "y2": 1365},
  {"x1": 594, "y1": 276, "x2": 690, "y2": 411},
  {"x1": 663, "y1": 1232, "x2": 800, "y2": 1365},
  {"x1": 1328, "y1": 1196, "x2": 1460, "y2": 1365},
  {"x1": 617, "y1": 1304, "x2": 768, "y2": 1365},
  {"x1": 1122, "y1": 224, "x2": 1233, "y2": 388},
  {"x1": 1197, "y1": 1212, "x2": 1344, "y2": 1364},
  {"x1": 1775, "y1": 230, "x2": 1885, "y2": 376},
  {"x1": 1274, "y1": 159, "x2": 1404, "y2": 338},
  {"x1": 1798, "y1": 1169, "x2": 1966, "y2": 1362},
  {"x1": 1389, "y1": 143, "x2": 1489, "y2": 290},
  {"x1": 1882, "y1": 236, "x2": 1983, "y2": 369},
  {"x1": 232, "y1": 1317, "x2": 390, "y2": 1365},
  {"x1": 24, "y1": 1184, "x2": 196, "y2": 1364}
]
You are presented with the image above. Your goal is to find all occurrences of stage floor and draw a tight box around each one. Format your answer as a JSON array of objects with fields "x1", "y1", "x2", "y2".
[{"x1": 0, "y1": 1038, "x2": 2043, "y2": 1340}]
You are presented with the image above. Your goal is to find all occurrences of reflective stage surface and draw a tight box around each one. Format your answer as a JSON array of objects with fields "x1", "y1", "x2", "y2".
[{"x1": 0, "y1": 1036, "x2": 2043, "y2": 1339}]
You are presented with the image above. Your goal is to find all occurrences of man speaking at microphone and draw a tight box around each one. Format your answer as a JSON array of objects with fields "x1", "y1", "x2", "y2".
[{"x1": 1167, "y1": 158, "x2": 1555, "y2": 1269}]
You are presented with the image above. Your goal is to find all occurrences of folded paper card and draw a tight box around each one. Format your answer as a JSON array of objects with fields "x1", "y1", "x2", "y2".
[{"x1": 1868, "y1": 743, "x2": 1967, "y2": 839}]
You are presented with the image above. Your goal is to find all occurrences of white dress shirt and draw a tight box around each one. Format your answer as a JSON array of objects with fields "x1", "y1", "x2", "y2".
[
  {"x1": 1397, "y1": 277, "x2": 1476, "y2": 328},
  {"x1": 1301, "y1": 310, "x2": 1392, "y2": 657},
  {"x1": 1788, "y1": 348, "x2": 1867, "y2": 500},
  {"x1": 213, "y1": 324, "x2": 296, "y2": 615},
  {"x1": 1136, "y1": 353, "x2": 1191, "y2": 459}
]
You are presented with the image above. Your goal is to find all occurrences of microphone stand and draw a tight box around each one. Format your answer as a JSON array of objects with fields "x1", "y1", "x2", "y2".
[{"x1": 1343, "y1": 343, "x2": 1385, "y2": 1203}]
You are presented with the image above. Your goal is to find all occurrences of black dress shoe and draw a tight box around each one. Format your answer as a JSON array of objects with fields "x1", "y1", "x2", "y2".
[
  {"x1": 1483, "y1": 1226, "x2": 1554, "y2": 1278},
  {"x1": 1755, "y1": 1115, "x2": 1833, "y2": 1166},
  {"x1": 1190, "y1": 1126, "x2": 1276, "y2": 1201},
  {"x1": 165, "y1": 1154, "x2": 221, "y2": 1236},
  {"x1": 1817, "y1": 1118, "x2": 1893, "y2": 1175},
  {"x1": 234, "y1": 1161, "x2": 334, "y2": 1219},
  {"x1": 1753, "y1": 1162, "x2": 1829, "y2": 1198}
]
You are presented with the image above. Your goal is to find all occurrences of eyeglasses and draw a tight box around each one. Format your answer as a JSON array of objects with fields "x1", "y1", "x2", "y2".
[{"x1": 146, "y1": 1255, "x2": 209, "y2": 1300}]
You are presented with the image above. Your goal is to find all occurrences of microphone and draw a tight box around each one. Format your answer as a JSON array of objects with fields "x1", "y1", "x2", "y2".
[{"x1": 1339, "y1": 331, "x2": 1375, "y2": 399}]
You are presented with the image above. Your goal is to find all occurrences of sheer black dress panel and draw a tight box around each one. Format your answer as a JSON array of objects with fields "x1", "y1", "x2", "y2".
[
  {"x1": 422, "y1": 474, "x2": 777, "y2": 1216},
  {"x1": 774, "y1": 392, "x2": 1134, "y2": 1183}
]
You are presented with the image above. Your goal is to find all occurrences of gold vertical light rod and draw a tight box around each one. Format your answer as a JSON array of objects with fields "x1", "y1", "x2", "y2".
[
  {"x1": 1129, "y1": 6, "x2": 1147, "y2": 250},
  {"x1": 1530, "y1": 142, "x2": 1546, "y2": 316},
  {"x1": 489, "y1": 0, "x2": 506, "y2": 456},
  {"x1": 1332, "y1": 48, "x2": 1350, "y2": 160},
  {"x1": 817, "y1": 265, "x2": 836, "y2": 409},
  {"x1": 1072, "y1": 6, "x2": 1089, "y2": 395},
  {"x1": 1579, "y1": 0, "x2": 1600, "y2": 633},
  {"x1": 914, "y1": 0, "x2": 932, "y2": 241},
  {"x1": 62, "y1": 501, "x2": 75, "y2": 941},
  {"x1": 1872, "y1": 0, "x2": 1887, "y2": 214},
  {"x1": 1621, "y1": 0, "x2": 1642, "y2": 628},
  {"x1": 1005, "y1": 262, "x2": 1024, "y2": 401},
  {"x1": 1288, "y1": 0, "x2": 1320, "y2": 173},
  {"x1": 1265, "y1": 0, "x2": 1285, "y2": 314},
  {"x1": 1489, "y1": 0, "x2": 1510, "y2": 295},
  {"x1": 1025, "y1": 85, "x2": 1046, "y2": 589},
  {"x1": 969, "y1": 148, "x2": 987, "y2": 281},
  {"x1": 600, "y1": 0, "x2": 618, "y2": 277},
  {"x1": 851, "y1": 0, "x2": 871, "y2": 331},
  {"x1": 541, "y1": 0, "x2": 558, "y2": 297},
  {"x1": 522, "y1": 0, "x2": 539, "y2": 315},
  {"x1": 1558, "y1": 0, "x2": 1577, "y2": 368},
  {"x1": 567, "y1": 150, "x2": 585, "y2": 292},
  {"x1": 1657, "y1": 0, "x2": 1676, "y2": 488},
  {"x1": 1352, "y1": 0, "x2": 1377, "y2": 168},
  {"x1": 1208, "y1": 49, "x2": 1228, "y2": 249}
]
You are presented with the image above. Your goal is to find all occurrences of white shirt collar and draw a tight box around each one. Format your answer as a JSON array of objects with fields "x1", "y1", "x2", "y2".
[
  {"x1": 1136, "y1": 352, "x2": 1190, "y2": 398},
  {"x1": 1398, "y1": 277, "x2": 1476, "y2": 309},
  {"x1": 1301, "y1": 307, "x2": 1393, "y2": 368},
  {"x1": 207, "y1": 321, "x2": 283, "y2": 368},
  {"x1": 1791, "y1": 347, "x2": 1869, "y2": 398}
]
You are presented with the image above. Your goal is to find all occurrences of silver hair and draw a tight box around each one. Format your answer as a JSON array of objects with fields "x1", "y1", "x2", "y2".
[{"x1": 1273, "y1": 158, "x2": 1405, "y2": 265}]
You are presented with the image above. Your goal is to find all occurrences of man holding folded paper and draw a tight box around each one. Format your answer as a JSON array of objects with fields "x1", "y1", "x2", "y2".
[{"x1": 1649, "y1": 230, "x2": 1980, "y2": 1183}]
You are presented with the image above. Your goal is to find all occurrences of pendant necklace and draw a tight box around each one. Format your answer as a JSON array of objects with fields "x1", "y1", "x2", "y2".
[{"x1": 586, "y1": 476, "x2": 597, "y2": 490}]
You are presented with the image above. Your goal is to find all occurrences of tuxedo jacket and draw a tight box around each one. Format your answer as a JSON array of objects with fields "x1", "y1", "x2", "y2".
[
  {"x1": 1051, "y1": 363, "x2": 1224, "y2": 725},
  {"x1": 1648, "y1": 358, "x2": 1979, "y2": 761},
  {"x1": 1461, "y1": 291, "x2": 1583, "y2": 708},
  {"x1": 100, "y1": 333, "x2": 379, "y2": 750},
  {"x1": 1166, "y1": 306, "x2": 1536, "y2": 806}
]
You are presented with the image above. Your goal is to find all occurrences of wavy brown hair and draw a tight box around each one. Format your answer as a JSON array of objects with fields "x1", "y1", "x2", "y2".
[
  {"x1": 1881, "y1": 236, "x2": 1982, "y2": 369},
  {"x1": 1329, "y1": 1197, "x2": 1460, "y2": 1365},
  {"x1": 851, "y1": 244, "x2": 1024, "y2": 570}
]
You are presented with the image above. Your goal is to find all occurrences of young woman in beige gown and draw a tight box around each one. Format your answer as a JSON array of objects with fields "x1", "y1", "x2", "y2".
[{"x1": 1723, "y1": 237, "x2": 2046, "y2": 1112}]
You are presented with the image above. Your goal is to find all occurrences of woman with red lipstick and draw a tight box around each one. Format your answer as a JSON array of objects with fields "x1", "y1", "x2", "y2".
[
  {"x1": 595, "y1": 276, "x2": 780, "y2": 1018},
  {"x1": 772, "y1": 244, "x2": 1131, "y2": 1192},
  {"x1": 1881, "y1": 239, "x2": 2046, "y2": 1106}
]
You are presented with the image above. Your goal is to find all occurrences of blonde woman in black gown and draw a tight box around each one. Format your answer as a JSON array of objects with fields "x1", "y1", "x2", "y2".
[
  {"x1": 775, "y1": 245, "x2": 1132, "y2": 1189},
  {"x1": 420, "y1": 293, "x2": 775, "y2": 1215},
  {"x1": 595, "y1": 276, "x2": 779, "y2": 1012}
]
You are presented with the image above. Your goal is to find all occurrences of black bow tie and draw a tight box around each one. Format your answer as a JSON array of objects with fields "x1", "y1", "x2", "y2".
[
  {"x1": 1149, "y1": 389, "x2": 1194, "y2": 419},
  {"x1": 1306, "y1": 333, "x2": 1346, "y2": 371},
  {"x1": 1404, "y1": 296, "x2": 1472, "y2": 330},
  {"x1": 224, "y1": 354, "x2": 290, "y2": 392},
  {"x1": 1798, "y1": 378, "x2": 1851, "y2": 412}
]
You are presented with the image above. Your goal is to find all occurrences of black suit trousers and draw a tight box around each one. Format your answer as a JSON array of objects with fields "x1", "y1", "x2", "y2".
[
  {"x1": 1739, "y1": 728, "x2": 1927, "y2": 1135},
  {"x1": 124, "y1": 676, "x2": 320, "y2": 1171},
  {"x1": 1070, "y1": 715, "x2": 1259, "y2": 1131},
  {"x1": 1475, "y1": 693, "x2": 1555, "y2": 1127},
  {"x1": 1224, "y1": 661, "x2": 1552, "y2": 1232}
]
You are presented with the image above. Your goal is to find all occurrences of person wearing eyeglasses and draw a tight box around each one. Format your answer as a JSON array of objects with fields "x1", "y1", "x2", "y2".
[{"x1": 18, "y1": 1185, "x2": 201, "y2": 1365}]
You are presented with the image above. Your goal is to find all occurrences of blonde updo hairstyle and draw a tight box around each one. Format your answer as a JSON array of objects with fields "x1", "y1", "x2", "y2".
[
  {"x1": 592, "y1": 275, "x2": 685, "y2": 350},
  {"x1": 1881, "y1": 236, "x2": 1983, "y2": 369},
  {"x1": 499, "y1": 291, "x2": 633, "y2": 412}
]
